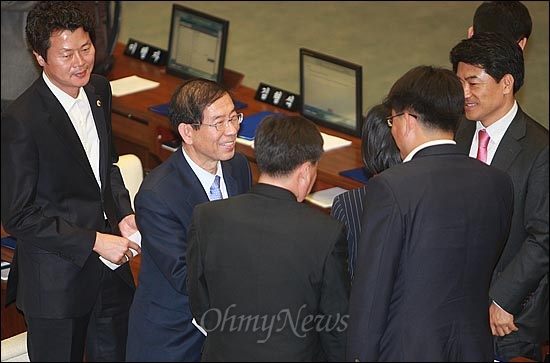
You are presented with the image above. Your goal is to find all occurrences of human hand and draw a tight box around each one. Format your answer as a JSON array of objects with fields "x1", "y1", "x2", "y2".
[
  {"x1": 93, "y1": 231, "x2": 141, "y2": 265},
  {"x1": 119, "y1": 214, "x2": 138, "y2": 238},
  {"x1": 489, "y1": 301, "x2": 518, "y2": 336}
]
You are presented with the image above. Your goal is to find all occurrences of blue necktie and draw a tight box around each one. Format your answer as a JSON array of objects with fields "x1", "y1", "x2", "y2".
[{"x1": 209, "y1": 175, "x2": 223, "y2": 201}]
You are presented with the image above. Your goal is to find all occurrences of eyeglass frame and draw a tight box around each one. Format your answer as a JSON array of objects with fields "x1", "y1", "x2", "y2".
[
  {"x1": 386, "y1": 112, "x2": 418, "y2": 128},
  {"x1": 192, "y1": 112, "x2": 244, "y2": 131}
]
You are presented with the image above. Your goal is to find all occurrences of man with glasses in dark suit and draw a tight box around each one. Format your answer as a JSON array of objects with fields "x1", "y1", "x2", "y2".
[{"x1": 347, "y1": 65, "x2": 514, "y2": 362}]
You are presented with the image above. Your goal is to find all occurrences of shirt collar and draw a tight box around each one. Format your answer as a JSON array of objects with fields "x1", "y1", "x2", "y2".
[
  {"x1": 475, "y1": 101, "x2": 517, "y2": 145},
  {"x1": 181, "y1": 147, "x2": 223, "y2": 193},
  {"x1": 403, "y1": 139, "x2": 456, "y2": 162},
  {"x1": 42, "y1": 72, "x2": 86, "y2": 113}
]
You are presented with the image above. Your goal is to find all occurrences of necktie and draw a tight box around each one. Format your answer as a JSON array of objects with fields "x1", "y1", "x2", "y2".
[
  {"x1": 476, "y1": 129, "x2": 490, "y2": 164},
  {"x1": 209, "y1": 175, "x2": 223, "y2": 201}
]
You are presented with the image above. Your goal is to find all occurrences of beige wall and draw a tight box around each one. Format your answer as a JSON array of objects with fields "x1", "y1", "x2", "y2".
[{"x1": 119, "y1": 1, "x2": 549, "y2": 129}]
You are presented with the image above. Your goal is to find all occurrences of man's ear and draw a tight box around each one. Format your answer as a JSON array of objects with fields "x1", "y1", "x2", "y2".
[
  {"x1": 403, "y1": 112, "x2": 418, "y2": 137},
  {"x1": 178, "y1": 123, "x2": 194, "y2": 145},
  {"x1": 501, "y1": 74, "x2": 515, "y2": 95},
  {"x1": 33, "y1": 51, "x2": 46, "y2": 66},
  {"x1": 517, "y1": 37, "x2": 527, "y2": 51},
  {"x1": 296, "y1": 161, "x2": 316, "y2": 202},
  {"x1": 467, "y1": 26, "x2": 474, "y2": 39}
]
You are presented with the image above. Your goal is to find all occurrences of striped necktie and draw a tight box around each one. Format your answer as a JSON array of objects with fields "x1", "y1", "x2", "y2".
[{"x1": 209, "y1": 175, "x2": 223, "y2": 201}]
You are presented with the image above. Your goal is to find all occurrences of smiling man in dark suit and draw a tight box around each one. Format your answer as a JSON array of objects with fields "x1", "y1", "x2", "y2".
[
  {"x1": 125, "y1": 78, "x2": 252, "y2": 362},
  {"x1": 451, "y1": 32, "x2": 549, "y2": 362},
  {"x1": 1, "y1": 2, "x2": 140, "y2": 361}
]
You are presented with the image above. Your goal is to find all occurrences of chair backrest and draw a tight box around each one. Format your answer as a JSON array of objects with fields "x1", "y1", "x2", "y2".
[
  {"x1": 1, "y1": 331, "x2": 29, "y2": 362},
  {"x1": 114, "y1": 154, "x2": 143, "y2": 209}
]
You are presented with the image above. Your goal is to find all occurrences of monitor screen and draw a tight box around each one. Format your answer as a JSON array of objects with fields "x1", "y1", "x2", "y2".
[
  {"x1": 166, "y1": 4, "x2": 229, "y2": 83},
  {"x1": 300, "y1": 48, "x2": 363, "y2": 137}
]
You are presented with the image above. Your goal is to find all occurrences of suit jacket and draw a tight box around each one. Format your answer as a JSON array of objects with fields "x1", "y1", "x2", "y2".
[
  {"x1": 455, "y1": 107, "x2": 549, "y2": 344},
  {"x1": 346, "y1": 144, "x2": 514, "y2": 362},
  {"x1": 330, "y1": 185, "x2": 367, "y2": 281},
  {"x1": 126, "y1": 148, "x2": 252, "y2": 362},
  {"x1": 187, "y1": 183, "x2": 350, "y2": 362},
  {"x1": 1, "y1": 74, "x2": 135, "y2": 318}
]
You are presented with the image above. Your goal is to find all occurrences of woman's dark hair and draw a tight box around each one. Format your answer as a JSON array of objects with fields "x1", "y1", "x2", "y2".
[{"x1": 361, "y1": 103, "x2": 401, "y2": 178}]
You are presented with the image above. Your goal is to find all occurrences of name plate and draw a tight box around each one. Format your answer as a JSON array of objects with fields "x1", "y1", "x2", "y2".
[
  {"x1": 255, "y1": 82, "x2": 300, "y2": 111},
  {"x1": 124, "y1": 38, "x2": 167, "y2": 66}
]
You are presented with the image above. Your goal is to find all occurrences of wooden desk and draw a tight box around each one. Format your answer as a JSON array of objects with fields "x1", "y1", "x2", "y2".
[{"x1": 107, "y1": 43, "x2": 364, "y2": 191}]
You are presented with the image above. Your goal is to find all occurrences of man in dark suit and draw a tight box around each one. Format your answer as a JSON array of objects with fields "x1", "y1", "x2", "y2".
[
  {"x1": 187, "y1": 114, "x2": 350, "y2": 362},
  {"x1": 346, "y1": 65, "x2": 514, "y2": 362},
  {"x1": 451, "y1": 32, "x2": 549, "y2": 362},
  {"x1": 330, "y1": 103, "x2": 401, "y2": 281},
  {"x1": 126, "y1": 78, "x2": 252, "y2": 362},
  {"x1": 0, "y1": 2, "x2": 140, "y2": 361}
]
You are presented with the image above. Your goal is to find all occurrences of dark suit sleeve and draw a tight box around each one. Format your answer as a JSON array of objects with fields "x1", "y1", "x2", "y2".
[
  {"x1": 346, "y1": 176, "x2": 403, "y2": 362},
  {"x1": 134, "y1": 186, "x2": 191, "y2": 294},
  {"x1": 490, "y1": 144, "x2": 549, "y2": 314},
  {"x1": 93, "y1": 74, "x2": 134, "y2": 222},
  {"x1": 187, "y1": 205, "x2": 209, "y2": 328},
  {"x1": 1, "y1": 104, "x2": 96, "y2": 264},
  {"x1": 318, "y1": 222, "x2": 350, "y2": 362},
  {"x1": 110, "y1": 162, "x2": 134, "y2": 221}
]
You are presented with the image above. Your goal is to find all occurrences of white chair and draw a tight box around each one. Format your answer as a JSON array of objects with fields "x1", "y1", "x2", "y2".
[
  {"x1": 114, "y1": 154, "x2": 144, "y2": 210},
  {"x1": 1, "y1": 331, "x2": 29, "y2": 362}
]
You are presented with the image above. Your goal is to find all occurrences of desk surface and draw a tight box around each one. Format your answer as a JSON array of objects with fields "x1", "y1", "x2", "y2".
[{"x1": 108, "y1": 43, "x2": 364, "y2": 191}]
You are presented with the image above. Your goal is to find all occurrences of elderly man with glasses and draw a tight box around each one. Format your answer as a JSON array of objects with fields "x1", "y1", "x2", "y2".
[{"x1": 125, "y1": 78, "x2": 252, "y2": 362}]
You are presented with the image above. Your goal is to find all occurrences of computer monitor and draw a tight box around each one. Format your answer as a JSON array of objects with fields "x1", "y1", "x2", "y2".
[
  {"x1": 166, "y1": 4, "x2": 229, "y2": 83},
  {"x1": 300, "y1": 48, "x2": 363, "y2": 137}
]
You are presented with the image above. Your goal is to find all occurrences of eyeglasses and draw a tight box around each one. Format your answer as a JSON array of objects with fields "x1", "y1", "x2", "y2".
[
  {"x1": 386, "y1": 112, "x2": 417, "y2": 128},
  {"x1": 193, "y1": 112, "x2": 244, "y2": 131}
]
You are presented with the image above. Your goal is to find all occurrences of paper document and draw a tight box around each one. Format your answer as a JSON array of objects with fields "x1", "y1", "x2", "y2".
[
  {"x1": 235, "y1": 138, "x2": 254, "y2": 147},
  {"x1": 100, "y1": 230, "x2": 141, "y2": 270},
  {"x1": 110, "y1": 75, "x2": 160, "y2": 97},
  {"x1": 305, "y1": 187, "x2": 348, "y2": 208},
  {"x1": 321, "y1": 132, "x2": 352, "y2": 151}
]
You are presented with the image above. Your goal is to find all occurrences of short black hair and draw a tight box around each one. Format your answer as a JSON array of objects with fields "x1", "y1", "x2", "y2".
[
  {"x1": 254, "y1": 115, "x2": 323, "y2": 177},
  {"x1": 384, "y1": 65, "x2": 464, "y2": 134},
  {"x1": 473, "y1": 1, "x2": 532, "y2": 43},
  {"x1": 450, "y1": 32, "x2": 525, "y2": 94},
  {"x1": 26, "y1": 1, "x2": 96, "y2": 62}
]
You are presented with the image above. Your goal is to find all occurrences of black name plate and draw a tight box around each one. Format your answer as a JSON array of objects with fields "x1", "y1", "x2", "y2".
[
  {"x1": 255, "y1": 82, "x2": 300, "y2": 111},
  {"x1": 124, "y1": 38, "x2": 167, "y2": 66}
]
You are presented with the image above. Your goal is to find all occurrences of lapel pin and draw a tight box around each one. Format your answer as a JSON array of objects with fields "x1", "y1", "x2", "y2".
[{"x1": 97, "y1": 100, "x2": 102, "y2": 107}]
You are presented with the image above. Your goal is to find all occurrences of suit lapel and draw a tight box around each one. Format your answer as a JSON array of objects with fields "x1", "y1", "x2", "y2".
[
  {"x1": 491, "y1": 110, "x2": 525, "y2": 172},
  {"x1": 455, "y1": 110, "x2": 526, "y2": 173},
  {"x1": 221, "y1": 161, "x2": 239, "y2": 197},
  {"x1": 37, "y1": 81, "x2": 96, "y2": 180},
  {"x1": 85, "y1": 82, "x2": 109, "y2": 192},
  {"x1": 173, "y1": 150, "x2": 210, "y2": 205}
]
